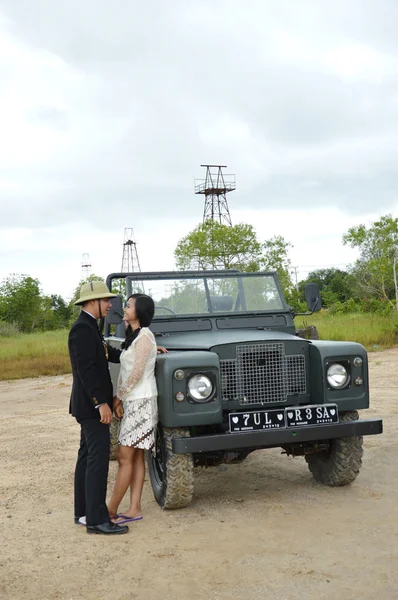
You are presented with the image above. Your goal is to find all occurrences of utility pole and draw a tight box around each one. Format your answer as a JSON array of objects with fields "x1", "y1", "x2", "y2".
[
  {"x1": 291, "y1": 266, "x2": 299, "y2": 294},
  {"x1": 394, "y1": 248, "x2": 398, "y2": 310}
]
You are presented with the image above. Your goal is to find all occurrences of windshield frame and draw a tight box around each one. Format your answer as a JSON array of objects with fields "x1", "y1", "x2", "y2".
[{"x1": 106, "y1": 270, "x2": 290, "y2": 317}]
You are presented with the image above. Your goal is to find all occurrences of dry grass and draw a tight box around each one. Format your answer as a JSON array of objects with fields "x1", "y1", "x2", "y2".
[
  {"x1": 0, "y1": 330, "x2": 70, "y2": 380},
  {"x1": 1, "y1": 356, "x2": 72, "y2": 380}
]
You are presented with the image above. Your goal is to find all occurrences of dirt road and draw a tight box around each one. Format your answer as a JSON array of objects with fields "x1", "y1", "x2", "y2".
[{"x1": 0, "y1": 349, "x2": 397, "y2": 600}]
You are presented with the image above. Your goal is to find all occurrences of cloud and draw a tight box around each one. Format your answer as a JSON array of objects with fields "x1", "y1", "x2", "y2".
[{"x1": 0, "y1": 1, "x2": 398, "y2": 296}]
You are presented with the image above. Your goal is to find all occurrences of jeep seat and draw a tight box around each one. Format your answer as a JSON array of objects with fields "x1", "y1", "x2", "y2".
[{"x1": 209, "y1": 295, "x2": 233, "y2": 312}]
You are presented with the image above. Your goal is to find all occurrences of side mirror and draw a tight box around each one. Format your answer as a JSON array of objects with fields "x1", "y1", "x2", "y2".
[
  {"x1": 106, "y1": 295, "x2": 124, "y2": 324},
  {"x1": 305, "y1": 283, "x2": 321, "y2": 313}
]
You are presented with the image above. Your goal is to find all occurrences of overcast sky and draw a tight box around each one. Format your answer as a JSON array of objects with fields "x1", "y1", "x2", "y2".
[{"x1": 1, "y1": 0, "x2": 398, "y2": 299}]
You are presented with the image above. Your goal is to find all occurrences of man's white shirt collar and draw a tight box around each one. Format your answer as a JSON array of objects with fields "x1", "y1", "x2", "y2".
[{"x1": 82, "y1": 309, "x2": 96, "y2": 320}]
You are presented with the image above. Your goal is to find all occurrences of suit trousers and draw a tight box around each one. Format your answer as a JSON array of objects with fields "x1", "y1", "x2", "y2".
[{"x1": 74, "y1": 418, "x2": 111, "y2": 526}]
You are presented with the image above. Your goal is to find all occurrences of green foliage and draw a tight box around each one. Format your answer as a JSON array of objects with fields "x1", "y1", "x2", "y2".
[
  {"x1": 174, "y1": 222, "x2": 294, "y2": 300},
  {"x1": 0, "y1": 274, "x2": 43, "y2": 332},
  {"x1": 111, "y1": 278, "x2": 127, "y2": 298},
  {"x1": 261, "y1": 235, "x2": 294, "y2": 298},
  {"x1": 38, "y1": 294, "x2": 72, "y2": 330},
  {"x1": 328, "y1": 299, "x2": 361, "y2": 315},
  {"x1": 175, "y1": 220, "x2": 262, "y2": 271},
  {"x1": 361, "y1": 298, "x2": 393, "y2": 316},
  {"x1": 294, "y1": 310, "x2": 398, "y2": 349},
  {"x1": 298, "y1": 268, "x2": 356, "y2": 308},
  {"x1": 0, "y1": 320, "x2": 21, "y2": 337},
  {"x1": 343, "y1": 214, "x2": 398, "y2": 308},
  {"x1": 156, "y1": 282, "x2": 207, "y2": 315},
  {"x1": 0, "y1": 272, "x2": 83, "y2": 334}
]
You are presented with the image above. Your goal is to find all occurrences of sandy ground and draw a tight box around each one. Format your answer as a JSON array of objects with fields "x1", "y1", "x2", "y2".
[{"x1": 0, "y1": 349, "x2": 397, "y2": 600}]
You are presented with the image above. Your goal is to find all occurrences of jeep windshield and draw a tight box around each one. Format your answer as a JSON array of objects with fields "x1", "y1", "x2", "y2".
[{"x1": 122, "y1": 272, "x2": 285, "y2": 317}]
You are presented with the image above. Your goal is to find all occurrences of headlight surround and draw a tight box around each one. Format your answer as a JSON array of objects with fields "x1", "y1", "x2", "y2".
[
  {"x1": 187, "y1": 374, "x2": 213, "y2": 402},
  {"x1": 327, "y1": 363, "x2": 349, "y2": 389},
  {"x1": 174, "y1": 369, "x2": 185, "y2": 380},
  {"x1": 353, "y1": 356, "x2": 363, "y2": 368}
]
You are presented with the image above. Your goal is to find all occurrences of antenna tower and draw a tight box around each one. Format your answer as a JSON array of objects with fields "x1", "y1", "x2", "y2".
[
  {"x1": 195, "y1": 164, "x2": 235, "y2": 226},
  {"x1": 81, "y1": 253, "x2": 92, "y2": 279},
  {"x1": 121, "y1": 228, "x2": 142, "y2": 273}
]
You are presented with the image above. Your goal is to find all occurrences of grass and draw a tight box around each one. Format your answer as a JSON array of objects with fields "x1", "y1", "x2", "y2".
[
  {"x1": 294, "y1": 311, "x2": 398, "y2": 350},
  {"x1": 0, "y1": 330, "x2": 70, "y2": 380},
  {"x1": 0, "y1": 312, "x2": 397, "y2": 380}
]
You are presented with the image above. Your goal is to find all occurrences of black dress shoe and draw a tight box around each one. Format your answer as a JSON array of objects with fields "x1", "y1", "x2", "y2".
[
  {"x1": 86, "y1": 521, "x2": 129, "y2": 535},
  {"x1": 74, "y1": 517, "x2": 80, "y2": 524}
]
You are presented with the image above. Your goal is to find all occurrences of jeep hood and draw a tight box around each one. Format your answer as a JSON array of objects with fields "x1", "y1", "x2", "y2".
[{"x1": 160, "y1": 329, "x2": 307, "y2": 351}]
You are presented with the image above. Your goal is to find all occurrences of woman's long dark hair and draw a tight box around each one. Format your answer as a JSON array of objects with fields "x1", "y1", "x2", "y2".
[{"x1": 122, "y1": 293, "x2": 155, "y2": 350}]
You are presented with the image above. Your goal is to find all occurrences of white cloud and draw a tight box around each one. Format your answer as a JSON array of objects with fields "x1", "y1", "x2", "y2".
[{"x1": 1, "y1": 1, "x2": 398, "y2": 300}]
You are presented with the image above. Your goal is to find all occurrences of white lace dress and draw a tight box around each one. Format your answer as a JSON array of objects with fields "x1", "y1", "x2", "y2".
[{"x1": 116, "y1": 327, "x2": 158, "y2": 450}]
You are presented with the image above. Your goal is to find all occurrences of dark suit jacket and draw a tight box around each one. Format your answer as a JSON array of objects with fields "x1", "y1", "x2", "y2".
[{"x1": 68, "y1": 310, "x2": 121, "y2": 421}]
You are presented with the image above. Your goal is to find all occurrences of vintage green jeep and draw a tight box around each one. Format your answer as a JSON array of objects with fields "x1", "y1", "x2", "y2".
[{"x1": 104, "y1": 269, "x2": 382, "y2": 509}]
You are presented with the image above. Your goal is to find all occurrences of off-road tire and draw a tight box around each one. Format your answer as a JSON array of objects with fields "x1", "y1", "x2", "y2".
[
  {"x1": 305, "y1": 410, "x2": 363, "y2": 486},
  {"x1": 147, "y1": 426, "x2": 194, "y2": 509},
  {"x1": 109, "y1": 416, "x2": 120, "y2": 461}
]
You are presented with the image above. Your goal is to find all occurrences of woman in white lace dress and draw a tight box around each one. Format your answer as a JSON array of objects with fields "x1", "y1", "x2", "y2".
[{"x1": 108, "y1": 293, "x2": 160, "y2": 524}]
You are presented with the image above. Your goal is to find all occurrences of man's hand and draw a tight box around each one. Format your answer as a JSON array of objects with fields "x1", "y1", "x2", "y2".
[
  {"x1": 99, "y1": 404, "x2": 113, "y2": 424},
  {"x1": 157, "y1": 346, "x2": 168, "y2": 354}
]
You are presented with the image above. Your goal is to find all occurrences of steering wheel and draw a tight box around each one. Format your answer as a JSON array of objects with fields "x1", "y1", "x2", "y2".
[{"x1": 155, "y1": 305, "x2": 177, "y2": 316}]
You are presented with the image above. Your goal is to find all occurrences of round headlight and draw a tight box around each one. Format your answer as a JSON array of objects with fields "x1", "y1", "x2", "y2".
[
  {"x1": 327, "y1": 363, "x2": 348, "y2": 389},
  {"x1": 188, "y1": 375, "x2": 213, "y2": 402},
  {"x1": 174, "y1": 369, "x2": 185, "y2": 380}
]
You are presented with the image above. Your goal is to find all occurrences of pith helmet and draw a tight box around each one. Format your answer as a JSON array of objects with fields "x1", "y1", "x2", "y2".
[{"x1": 74, "y1": 281, "x2": 117, "y2": 305}]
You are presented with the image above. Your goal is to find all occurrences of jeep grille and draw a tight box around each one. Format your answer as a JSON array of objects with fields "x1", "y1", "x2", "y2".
[{"x1": 220, "y1": 343, "x2": 306, "y2": 405}]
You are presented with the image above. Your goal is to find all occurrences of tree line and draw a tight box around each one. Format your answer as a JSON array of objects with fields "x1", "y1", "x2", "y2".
[
  {"x1": 175, "y1": 214, "x2": 398, "y2": 315},
  {"x1": 1, "y1": 213, "x2": 397, "y2": 334}
]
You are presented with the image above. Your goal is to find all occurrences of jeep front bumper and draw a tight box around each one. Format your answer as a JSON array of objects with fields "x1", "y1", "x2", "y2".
[{"x1": 172, "y1": 418, "x2": 383, "y2": 454}]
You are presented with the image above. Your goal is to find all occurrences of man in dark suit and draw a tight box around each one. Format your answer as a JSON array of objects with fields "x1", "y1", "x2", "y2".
[{"x1": 68, "y1": 281, "x2": 128, "y2": 535}]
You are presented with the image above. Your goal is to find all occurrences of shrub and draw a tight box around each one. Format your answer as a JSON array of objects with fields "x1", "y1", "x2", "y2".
[
  {"x1": 362, "y1": 298, "x2": 393, "y2": 315},
  {"x1": 0, "y1": 320, "x2": 21, "y2": 337}
]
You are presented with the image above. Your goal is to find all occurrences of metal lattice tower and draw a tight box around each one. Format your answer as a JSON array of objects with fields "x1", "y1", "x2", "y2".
[
  {"x1": 121, "y1": 228, "x2": 142, "y2": 273},
  {"x1": 81, "y1": 253, "x2": 92, "y2": 279},
  {"x1": 195, "y1": 164, "x2": 235, "y2": 226}
]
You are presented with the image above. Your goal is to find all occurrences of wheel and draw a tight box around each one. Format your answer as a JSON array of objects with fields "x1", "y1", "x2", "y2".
[
  {"x1": 109, "y1": 415, "x2": 120, "y2": 461},
  {"x1": 147, "y1": 425, "x2": 194, "y2": 509},
  {"x1": 305, "y1": 410, "x2": 363, "y2": 486}
]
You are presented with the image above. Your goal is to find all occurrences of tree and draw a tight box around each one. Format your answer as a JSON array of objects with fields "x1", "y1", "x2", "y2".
[
  {"x1": 298, "y1": 268, "x2": 355, "y2": 307},
  {"x1": 0, "y1": 274, "x2": 43, "y2": 331},
  {"x1": 174, "y1": 220, "x2": 262, "y2": 272},
  {"x1": 343, "y1": 214, "x2": 398, "y2": 309},
  {"x1": 260, "y1": 235, "x2": 294, "y2": 298},
  {"x1": 174, "y1": 221, "x2": 295, "y2": 298},
  {"x1": 38, "y1": 294, "x2": 72, "y2": 330}
]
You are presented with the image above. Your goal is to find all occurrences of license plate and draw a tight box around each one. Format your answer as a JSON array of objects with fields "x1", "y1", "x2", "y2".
[
  {"x1": 285, "y1": 404, "x2": 339, "y2": 427},
  {"x1": 229, "y1": 409, "x2": 286, "y2": 432},
  {"x1": 229, "y1": 404, "x2": 339, "y2": 433}
]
